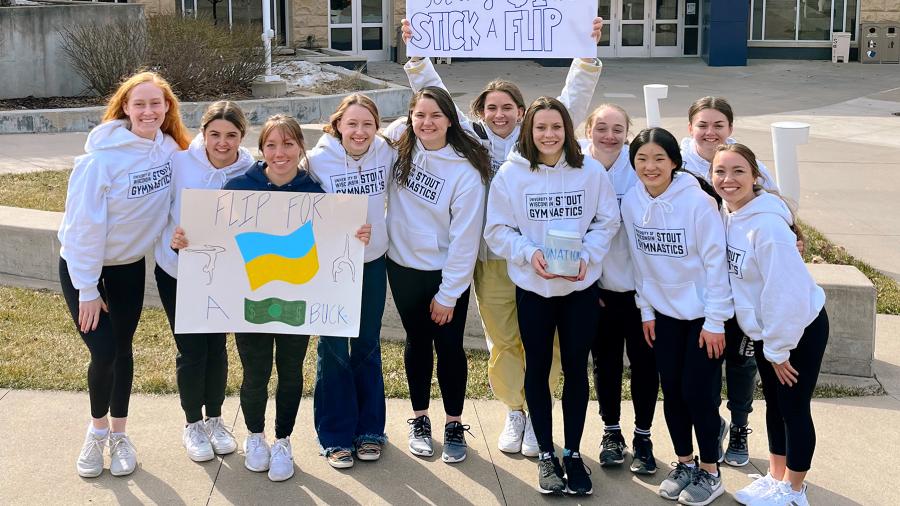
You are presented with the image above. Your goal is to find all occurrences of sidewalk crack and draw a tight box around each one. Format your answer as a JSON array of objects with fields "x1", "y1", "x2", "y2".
[
  {"x1": 471, "y1": 401, "x2": 507, "y2": 505},
  {"x1": 206, "y1": 400, "x2": 242, "y2": 506}
]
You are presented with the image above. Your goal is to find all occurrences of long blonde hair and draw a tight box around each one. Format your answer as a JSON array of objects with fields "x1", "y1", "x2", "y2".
[
  {"x1": 323, "y1": 93, "x2": 381, "y2": 140},
  {"x1": 102, "y1": 71, "x2": 191, "y2": 150}
]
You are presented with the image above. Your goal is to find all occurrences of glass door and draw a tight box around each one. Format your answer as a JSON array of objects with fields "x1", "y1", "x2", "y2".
[
  {"x1": 651, "y1": 0, "x2": 682, "y2": 56},
  {"x1": 619, "y1": 0, "x2": 651, "y2": 56},
  {"x1": 596, "y1": 0, "x2": 689, "y2": 57},
  {"x1": 329, "y1": 0, "x2": 389, "y2": 60}
]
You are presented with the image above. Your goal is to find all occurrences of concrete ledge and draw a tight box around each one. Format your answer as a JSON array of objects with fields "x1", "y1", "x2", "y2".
[{"x1": 0, "y1": 85, "x2": 412, "y2": 134}]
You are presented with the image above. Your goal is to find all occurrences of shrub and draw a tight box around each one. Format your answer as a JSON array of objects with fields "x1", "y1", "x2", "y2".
[{"x1": 59, "y1": 19, "x2": 148, "y2": 97}]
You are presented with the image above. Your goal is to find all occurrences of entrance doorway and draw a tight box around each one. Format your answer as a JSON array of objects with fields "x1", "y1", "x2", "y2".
[
  {"x1": 329, "y1": 0, "x2": 390, "y2": 60},
  {"x1": 597, "y1": 0, "x2": 700, "y2": 57}
]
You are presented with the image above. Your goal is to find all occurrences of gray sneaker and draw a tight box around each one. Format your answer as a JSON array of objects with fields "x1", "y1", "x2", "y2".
[
  {"x1": 659, "y1": 460, "x2": 695, "y2": 500},
  {"x1": 716, "y1": 417, "x2": 727, "y2": 463},
  {"x1": 724, "y1": 424, "x2": 752, "y2": 467},
  {"x1": 678, "y1": 467, "x2": 724, "y2": 506},
  {"x1": 108, "y1": 433, "x2": 137, "y2": 477},
  {"x1": 407, "y1": 415, "x2": 433, "y2": 457},
  {"x1": 442, "y1": 422, "x2": 471, "y2": 463}
]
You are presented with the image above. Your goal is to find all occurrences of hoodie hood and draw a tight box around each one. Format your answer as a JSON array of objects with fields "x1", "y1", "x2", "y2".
[
  {"x1": 727, "y1": 191, "x2": 793, "y2": 226},
  {"x1": 186, "y1": 133, "x2": 256, "y2": 188},
  {"x1": 85, "y1": 119, "x2": 171, "y2": 165},
  {"x1": 635, "y1": 171, "x2": 702, "y2": 227}
]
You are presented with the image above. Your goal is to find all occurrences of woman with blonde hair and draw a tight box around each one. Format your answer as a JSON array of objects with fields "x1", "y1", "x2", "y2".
[{"x1": 60, "y1": 71, "x2": 189, "y2": 478}]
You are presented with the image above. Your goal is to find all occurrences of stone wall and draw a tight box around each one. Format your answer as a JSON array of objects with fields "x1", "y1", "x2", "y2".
[
  {"x1": 130, "y1": 0, "x2": 175, "y2": 16},
  {"x1": 861, "y1": 0, "x2": 900, "y2": 22},
  {"x1": 0, "y1": 3, "x2": 145, "y2": 99},
  {"x1": 291, "y1": 0, "x2": 328, "y2": 48}
]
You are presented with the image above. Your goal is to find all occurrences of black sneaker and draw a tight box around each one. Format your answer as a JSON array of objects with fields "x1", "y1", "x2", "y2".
[
  {"x1": 599, "y1": 430, "x2": 626, "y2": 466},
  {"x1": 537, "y1": 455, "x2": 566, "y2": 495},
  {"x1": 630, "y1": 435, "x2": 657, "y2": 475},
  {"x1": 563, "y1": 452, "x2": 593, "y2": 495},
  {"x1": 724, "y1": 424, "x2": 752, "y2": 467}
]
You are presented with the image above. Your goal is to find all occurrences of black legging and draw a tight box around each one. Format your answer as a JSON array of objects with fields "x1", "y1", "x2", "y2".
[
  {"x1": 387, "y1": 258, "x2": 469, "y2": 417},
  {"x1": 59, "y1": 257, "x2": 144, "y2": 419},
  {"x1": 154, "y1": 265, "x2": 228, "y2": 424},
  {"x1": 517, "y1": 286, "x2": 598, "y2": 454},
  {"x1": 592, "y1": 288, "x2": 658, "y2": 431},
  {"x1": 653, "y1": 313, "x2": 724, "y2": 464},
  {"x1": 755, "y1": 309, "x2": 829, "y2": 472}
]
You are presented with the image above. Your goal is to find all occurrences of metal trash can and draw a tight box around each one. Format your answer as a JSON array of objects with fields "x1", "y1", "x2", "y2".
[
  {"x1": 862, "y1": 23, "x2": 883, "y2": 63},
  {"x1": 832, "y1": 32, "x2": 851, "y2": 63},
  {"x1": 884, "y1": 24, "x2": 900, "y2": 63}
]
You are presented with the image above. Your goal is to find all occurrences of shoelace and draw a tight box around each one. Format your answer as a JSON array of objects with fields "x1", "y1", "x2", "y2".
[
  {"x1": 207, "y1": 419, "x2": 235, "y2": 442},
  {"x1": 111, "y1": 436, "x2": 133, "y2": 459},
  {"x1": 691, "y1": 468, "x2": 717, "y2": 486},
  {"x1": 187, "y1": 424, "x2": 207, "y2": 447},
  {"x1": 357, "y1": 442, "x2": 380, "y2": 454},
  {"x1": 728, "y1": 426, "x2": 753, "y2": 451},
  {"x1": 407, "y1": 417, "x2": 431, "y2": 439},
  {"x1": 601, "y1": 432, "x2": 624, "y2": 451},
  {"x1": 271, "y1": 440, "x2": 290, "y2": 459},
  {"x1": 81, "y1": 435, "x2": 106, "y2": 458},
  {"x1": 501, "y1": 413, "x2": 525, "y2": 438},
  {"x1": 538, "y1": 458, "x2": 558, "y2": 478},
  {"x1": 669, "y1": 461, "x2": 692, "y2": 481},
  {"x1": 328, "y1": 449, "x2": 353, "y2": 461},
  {"x1": 445, "y1": 424, "x2": 473, "y2": 445}
]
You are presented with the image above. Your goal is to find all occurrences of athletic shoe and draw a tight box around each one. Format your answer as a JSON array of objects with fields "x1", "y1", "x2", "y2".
[
  {"x1": 630, "y1": 435, "x2": 658, "y2": 475},
  {"x1": 204, "y1": 416, "x2": 237, "y2": 455},
  {"x1": 521, "y1": 414, "x2": 539, "y2": 457},
  {"x1": 326, "y1": 448, "x2": 354, "y2": 469},
  {"x1": 678, "y1": 467, "x2": 724, "y2": 506},
  {"x1": 243, "y1": 432, "x2": 270, "y2": 472},
  {"x1": 356, "y1": 441, "x2": 382, "y2": 461},
  {"x1": 749, "y1": 481, "x2": 809, "y2": 506},
  {"x1": 407, "y1": 415, "x2": 433, "y2": 457},
  {"x1": 735, "y1": 473, "x2": 779, "y2": 505},
  {"x1": 724, "y1": 424, "x2": 752, "y2": 467},
  {"x1": 109, "y1": 433, "x2": 137, "y2": 477},
  {"x1": 659, "y1": 460, "x2": 695, "y2": 500},
  {"x1": 716, "y1": 417, "x2": 727, "y2": 463},
  {"x1": 76, "y1": 427, "x2": 107, "y2": 478},
  {"x1": 498, "y1": 410, "x2": 526, "y2": 453},
  {"x1": 563, "y1": 452, "x2": 593, "y2": 495},
  {"x1": 268, "y1": 437, "x2": 294, "y2": 482},
  {"x1": 183, "y1": 421, "x2": 215, "y2": 462},
  {"x1": 599, "y1": 430, "x2": 626, "y2": 466},
  {"x1": 442, "y1": 422, "x2": 471, "y2": 463},
  {"x1": 537, "y1": 455, "x2": 566, "y2": 495}
]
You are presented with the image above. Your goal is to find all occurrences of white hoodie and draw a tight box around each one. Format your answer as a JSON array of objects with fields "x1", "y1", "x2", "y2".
[
  {"x1": 404, "y1": 56, "x2": 602, "y2": 261},
  {"x1": 308, "y1": 133, "x2": 396, "y2": 263},
  {"x1": 680, "y1": 137, "x2": 778, "y2": 191},
  {"x1": 386, "y1": 141, "x2": 486, "y2": 308},
  {"x1": 59, "y1": 120, "x2": 181, "y2": 301},
  {"x1": 484, "y1": 151, "x2": 619, "y2": 298},
  {"x1": 154, "y1": 133, "x2": 255, "y2": 278},
  {"x1": 621, "y1": 172, "x2": 733, "y2": 333},
  {"x1": 723, "y1": 192, "x2": 825, "y2": 364},
  {"x1": 580, "y1": 141, "x2": 639, "y2": 292}
]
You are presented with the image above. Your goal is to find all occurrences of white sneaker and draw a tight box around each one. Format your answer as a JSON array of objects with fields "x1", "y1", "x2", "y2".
[
  {"x1": 268, "y1": 437, "x2": 294, "y2": 482},
  {"x1": 204, "y1": 417, "x2": 237, "y2": 455},
  {"x1": 109, "y1": 433, "x2": 137, "y2": 476},
  {"x1": 183, "y1": 421, "x2": 215, "y2": 462},
  {"x1": 76, "y1": 427, "x2": 107, "y2": 478},
  {"x1": 498, "y1": 410, "x2": 526, "y2": 453},
  {"x1": 750, "y1": 481, "x2": 809, "y2": 506},
  {"x1": 243, "y1": 433, "x2": 270, "y2": 472},
  {"x1": 735, "y1": 473, "x2": 779, "y2": 505},
  {"x1": 521, "y1": 414, "x2": 539, "y2": 458}
]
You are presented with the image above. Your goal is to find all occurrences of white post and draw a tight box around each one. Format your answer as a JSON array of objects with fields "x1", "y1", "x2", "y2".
[
  {"x1": 260, "y1": 0, "x2": 279, "y2": 82},
  {"x1": 643, "y1": 84, "x2": 668, "y2": 128},
  {"x1": 228, "y1": 0, "x2": 233, "y2": 30},
  {"x1": 193, "y1": 0, "x2": 198, "y2": 18},
  {"x1": 180, "y1": 0, "x2": 185, "y2": 15},
  {"x1": 770, "y1": 121, "x2": 811, "y2": 208}
]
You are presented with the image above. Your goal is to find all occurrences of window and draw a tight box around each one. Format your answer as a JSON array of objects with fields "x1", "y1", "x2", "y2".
[{"x1": 748, "y1": 0, "x2": 860, "y2": 41}]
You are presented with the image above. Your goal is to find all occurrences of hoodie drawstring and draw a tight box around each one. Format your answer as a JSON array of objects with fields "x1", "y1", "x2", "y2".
[{"x1": 642, "y1": 198, "x2": 674, "y2": 229}]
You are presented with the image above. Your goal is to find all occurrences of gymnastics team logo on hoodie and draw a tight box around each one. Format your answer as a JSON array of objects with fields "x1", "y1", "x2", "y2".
[
  {"x1": 329, "y1": 166, "x2": 387, "y2": 195},
  {"x1": 127, "y1": 162, "x2": 172, "y2": 199},
  {"x1": 727, "y1": 245, "x2": 746, "y2": 279},
  {"x1": 234, "y1": 221, "x2": 319, "y2": 290},
  {"x1": 525, "y1": 191, "x2": 585, "y2": 221},
  {"x1": 633, "y1": 226, "x2": 688, "y2": 257},
  {"x1": 403, "y1": 165, "x2": 445, "y2": 204}
]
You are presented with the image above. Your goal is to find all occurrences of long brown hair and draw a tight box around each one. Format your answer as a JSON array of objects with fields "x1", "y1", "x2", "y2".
[
  {"x1": 713, "y1": 143, "x2": 804, "y2": 243},
  {"x1": 516, "y1": 96, "x2": 584, "y2": 171},
  {"x1": 392, "y1": 87, "x2": 491, "y2": 185},
  {"x1": 258, "y1": 114, "x2": 306, "y2": 156},
  {"x1": 200, "y1": 100, "x2": 248, "y2": 138},
  {"x1": 323, "y1": 93, "x2": 381, "y2": 140},
  {"x1": 469, "y1": 79, "x2": 526, "y2": 121},
  {"x1": 688, "y1": 96, "x2": 734, "y2": 126},
  {"x1": 102, "y1": 71, "x2": 190, "y2": 150}
]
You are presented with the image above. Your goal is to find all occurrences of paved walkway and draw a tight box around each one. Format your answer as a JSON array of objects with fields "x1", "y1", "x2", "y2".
[{"x1": 1, "y1": 314, "x2": 897, "y2": 505}]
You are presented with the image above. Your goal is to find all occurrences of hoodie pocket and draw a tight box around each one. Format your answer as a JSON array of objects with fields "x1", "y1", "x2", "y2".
[
  {"x1": 106, "y1": 217, "x2": 156, "y2": 260},
  {"x1": 399, "y1": 228, "x2": 441, "y2": 265},
  {"x1": 640, "y1": 279, "x2": 705, "y2": 319},
  {"x1": 734, "y1": 306, "x2": 763, "y2": 339}
]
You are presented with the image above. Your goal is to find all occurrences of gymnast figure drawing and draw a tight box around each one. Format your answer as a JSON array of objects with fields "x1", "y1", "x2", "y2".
[
  {"x1": 331, "y1": 235, "x2": 356, "y2": 283},
  {"x1": 184, "y1": 245, "x2": 227, "y2": 285}
]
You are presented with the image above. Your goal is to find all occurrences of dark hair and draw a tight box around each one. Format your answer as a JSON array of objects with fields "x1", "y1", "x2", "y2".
[
  {"x1": 201, "y1": 100, "x2": 248, "y2": 138},
  {"x1": 393, "y1": 86, "x2": 491, "y2": 185},
  {"x1": 628, "y1": 127, "x2": 682, "y2": 170},
  {"x1": 516, "y1": 96, "x2": 584, "y2": 171},
  {"x1": 470, "y1": 79, "x2": 526, "y2": 120},
  {"x1": 688, "y1": 96, "x2": 734, "y2": 126}
]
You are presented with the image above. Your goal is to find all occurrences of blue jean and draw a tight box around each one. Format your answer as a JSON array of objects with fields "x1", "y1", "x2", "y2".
[{"x1": 314, "y1": 256, "x2": 388, "y2": 451}]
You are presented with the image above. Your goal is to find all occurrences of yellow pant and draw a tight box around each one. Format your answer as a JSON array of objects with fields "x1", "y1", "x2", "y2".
[{"x1": 473, "y1": 259, "x2": 562, "y2": 411}]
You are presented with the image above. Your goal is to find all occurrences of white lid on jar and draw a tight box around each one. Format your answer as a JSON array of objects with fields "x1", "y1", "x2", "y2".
[{"x1": 547, "y1": 229, "x2": 582, "y2": 240}]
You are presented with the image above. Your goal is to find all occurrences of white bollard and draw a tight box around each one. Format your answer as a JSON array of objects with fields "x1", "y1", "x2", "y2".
[
  {"x1": 643, "y1": 84, "x2": 668, "y2": 128},
  {"x1": 770, "y1": 121, "x2": 810, "y2": 208}
]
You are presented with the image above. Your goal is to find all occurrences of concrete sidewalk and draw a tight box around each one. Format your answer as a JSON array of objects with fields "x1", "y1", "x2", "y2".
[{"x1": 1, "y1": 314, "x2": 898, "y2": 505}]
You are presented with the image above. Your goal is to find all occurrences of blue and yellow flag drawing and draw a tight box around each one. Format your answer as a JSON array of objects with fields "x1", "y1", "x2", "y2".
[{"x1": 234, "y1": 221, "x2": 319, "y2": 290}]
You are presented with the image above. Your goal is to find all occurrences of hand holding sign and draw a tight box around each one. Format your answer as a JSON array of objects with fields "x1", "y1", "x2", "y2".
[{"x1": 405, "y1": 0, "x2": 600, "y2": 58}]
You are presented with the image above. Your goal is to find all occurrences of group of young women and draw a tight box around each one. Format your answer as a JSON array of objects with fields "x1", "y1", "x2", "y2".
[{"x1": 58, "y1": 17, "x2": 827, "y2": 506}]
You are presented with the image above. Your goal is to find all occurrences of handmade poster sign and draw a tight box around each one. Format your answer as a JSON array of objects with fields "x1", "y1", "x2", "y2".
[
  {"x1": 405, "y1": 0, "x2": 598, "y2": 58},
  {"x1": 174, "y1": 189, "x2": 368, "y2": 337}
]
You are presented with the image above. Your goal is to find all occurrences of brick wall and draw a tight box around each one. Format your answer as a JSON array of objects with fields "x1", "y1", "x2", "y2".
[
  {"x1": 860, "y1": 0, "x2": 900, "y2": 22},
  {"x1": 291, "y1": 0, "x2": 328, "y2": 48}
]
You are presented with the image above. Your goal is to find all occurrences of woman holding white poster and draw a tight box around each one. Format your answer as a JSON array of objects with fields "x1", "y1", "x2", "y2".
[
  {"x1": 154, "y1": 101, "x2": 255, "y2": 464},
  {"x1": 383, "y1": 87, "x2": 490, "y2": 465},
  {"x1": 484, "y1": 97, "x2": 619, "y2": 496},
  {"x1": 307, "y1": 94, "x2": 396, "y2": 469},
  {"x1": 400, "y1": 15, "x2": 604, "y2": 458}
]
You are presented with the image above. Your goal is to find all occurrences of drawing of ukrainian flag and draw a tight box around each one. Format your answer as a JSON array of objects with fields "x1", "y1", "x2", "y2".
[{"x1": 234, "y1": 221, "x2": 319, "y2": 290}]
